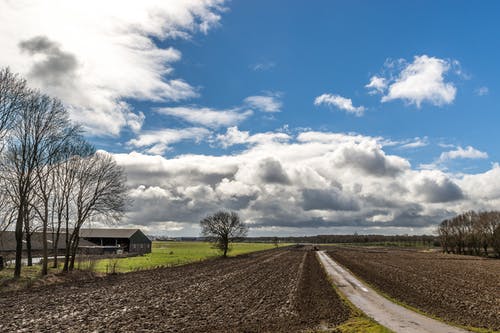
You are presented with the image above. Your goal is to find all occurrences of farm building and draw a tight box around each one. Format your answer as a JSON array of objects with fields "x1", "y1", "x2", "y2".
[
  {"x1": 0, "y1": 228, "x2": 152, "y2": 255},
  {"x1": 79, "y1": 229, "x2": 152, "y2": 254}
]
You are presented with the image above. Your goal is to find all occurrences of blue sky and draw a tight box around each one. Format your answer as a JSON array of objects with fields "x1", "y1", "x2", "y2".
[
  {"x1": 113, "y1": 0, "x2": 499, "y2": 172},
  {"x1": 2, "y1": 1, "x2": 500, "y2": 235}
]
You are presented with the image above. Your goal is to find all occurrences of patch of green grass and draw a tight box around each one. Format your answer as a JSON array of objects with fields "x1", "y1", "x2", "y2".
[
  {"x1": 93, "y1": 241, "x2": 288, "y2": 273},
  {"x1": 336, "y1": 316, "x2": 393, "y2": 333},
  {"x1": 0, "y1": 265, "x2": 60, "y2": 291}
]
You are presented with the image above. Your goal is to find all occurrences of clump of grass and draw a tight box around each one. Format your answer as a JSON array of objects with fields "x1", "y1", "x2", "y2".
[{"x1": 336, "y1": 317, "x2": 392, "y2": 333}]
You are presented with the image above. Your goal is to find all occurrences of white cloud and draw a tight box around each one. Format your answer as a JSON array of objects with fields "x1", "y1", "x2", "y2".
[
  {"x1": 398, "y1": 137, "x2": 429, "y2": 149},
  {"x1": 244, "y1": 93, "x2": 283, "y2": 113},
  {"x1": 127, "y1": 127, "x2": 210, "y2": 154},
  {"x1": 250, "y1": 61, "x2": 275, "y2": 71},
  {"x1": 156, "y1": 106, "x2": 253, "y2": 128},
  {"x1": 112, "y1": 129, "x2": 499, "y2": 236},
  {"x1": 216, "y1": 126, "x2": 291, "y2": 148},
  {"x1": 439, "y1": 146, "x2": 488, "y2": 162},
  {"x1": 0, "y1": 1, "x2": 226, "y2": 136},
  {"x1": 380, "y1": 55, "x2": 457, "y2": 107},
  {"x1": 126, "y1": 111, "x2": 146, "y2": 134},
  {"x1": 475, "y1": 86, "x2": 489, "y2": 96},
  {"x1": 314, "y1": 93, "x2": 366, "y2": 116},
  {"x1": 365, "y1": 76, "x2": 387, "y2": 94}
]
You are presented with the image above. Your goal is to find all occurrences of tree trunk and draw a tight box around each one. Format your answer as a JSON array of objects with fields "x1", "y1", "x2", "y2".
[
  {"x1": 62, "y1": 207, "x2": 70, "y2": 272},
  {"x1": 52, "y1": 207, "x2": 62, "y2": 268},
  {"x1": 223, "y1": 238, "x2": 228, "y2": 258},
  {"x1": 63, "y1": 231, "x2": 73, "y2": 272},
  {"x1": 14, "y1": 206, "x2": 24, "y2": 278},
  {"x1": 41, "y1": 202, "x2": 49, "y2": 275},
  {"x1": 53, "y1": 216, "x2": 61, "y2": 268},
  {"x1": 69, "y1": 236, "x2": 79, "y2": 271},
  {"x1": 23, "y1": 205, "x2": 33, "y2": 267},
  {"x1": 25, "y1": 232, "x2": 32, "y2": 266}
]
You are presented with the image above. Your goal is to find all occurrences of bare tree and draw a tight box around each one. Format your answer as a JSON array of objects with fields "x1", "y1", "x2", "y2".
[
  {"x1": 51, "y1": 136, "x2": 93, "y2": 268},
  {"x1": 200, "y1": 210, "x2": 248, "y2": 257},
  {"x1": 31, "y1": 124, "x2": 79, "y2": 275},
  {"x1": 64, "y1": 151, "x2": 128, "y2": 271},
  {"x1": 438, "y1": 210, "x2": 500, "y2": 257},
  {"x1": 0, "y1": 68, "x2": 27, "y2": 151},
  {"x1": 1, "y1": 88, "x2": 75, "y2": 278}
]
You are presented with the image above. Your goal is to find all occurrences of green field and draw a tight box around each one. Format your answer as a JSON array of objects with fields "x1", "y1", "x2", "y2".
[{"x1": 89, "y1": 241, "x2": 288, "y2": 273}]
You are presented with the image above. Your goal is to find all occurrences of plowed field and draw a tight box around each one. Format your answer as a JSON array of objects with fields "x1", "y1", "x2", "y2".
[
  {"x1": 327, "y1": 247, "x2": 500, "y2": 331},
  {"x1": 0, "y1": 248, "x2": 349, "y2": 332}
]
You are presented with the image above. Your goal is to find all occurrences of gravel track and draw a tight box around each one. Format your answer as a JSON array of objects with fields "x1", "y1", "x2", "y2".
[{"x1": 0, "y1": 247, "x2": 349, "y2": 332}]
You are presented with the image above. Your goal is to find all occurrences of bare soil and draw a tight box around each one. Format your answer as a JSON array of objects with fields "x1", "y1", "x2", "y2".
[
  {"x1": 0, "y1": 247, "x2": 349, "y2": 332},
  {"x1": 327, "y1": 247, "x2": 500, "y2": 331}
]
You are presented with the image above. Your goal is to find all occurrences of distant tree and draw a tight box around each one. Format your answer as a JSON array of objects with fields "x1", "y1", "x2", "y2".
[
  {"x1": 438, "y1": 210, "x2": 500, "y2": 257},
  {"x1": 200, "y1": 210, "x2": 248, "y2": 257},
  {"x1": 493, "y1": 224, "x2": 500, "y2": 258},
  {"x1": 273, "y1": 236, "x2": 279, "y2": 248}
]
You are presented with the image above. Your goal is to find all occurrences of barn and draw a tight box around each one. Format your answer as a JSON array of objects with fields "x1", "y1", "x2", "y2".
[{"x1": 79, "y1": 229, "x2": 152, "y2": 254}]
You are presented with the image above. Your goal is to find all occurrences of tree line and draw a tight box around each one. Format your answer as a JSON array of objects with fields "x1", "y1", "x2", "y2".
[
  {"x1": 438, "y1": 211, "x2": 500, "y2": 257},
  {"x1": 0, "y1": 68, "x2": 128, "y2": 278},
  {"x1": 251, "y1": 234, "x2": 438, "y2": 246}
]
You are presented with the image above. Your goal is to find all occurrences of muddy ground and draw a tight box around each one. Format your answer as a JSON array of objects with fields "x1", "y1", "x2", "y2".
[
  {"x1": 0, "y1": 247, "x2": 349, "y2": 332},
  {"x1": 327, "y1": 247, "x2": 500, "y2": 331}
]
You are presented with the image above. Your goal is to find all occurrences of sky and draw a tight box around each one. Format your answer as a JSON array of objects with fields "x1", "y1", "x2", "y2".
[{"x1": 1, "y1": 0, "x2": 500, "y2": 236}]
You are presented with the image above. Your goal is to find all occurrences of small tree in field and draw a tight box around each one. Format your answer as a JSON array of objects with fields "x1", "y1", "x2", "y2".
[{"x1": 200, "y1": 210, "x2": 248, "y2": 257}]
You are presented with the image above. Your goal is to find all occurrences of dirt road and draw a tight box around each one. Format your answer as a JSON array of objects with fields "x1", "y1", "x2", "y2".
[
  {"x1": 317, "y1": 251, "x2": 471, "y2": 333},
  {"x1": 0, "y1": 248, "x2": 349, "y2": 332}
]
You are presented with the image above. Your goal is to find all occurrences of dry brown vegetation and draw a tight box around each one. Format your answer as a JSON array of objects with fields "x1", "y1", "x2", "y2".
[
  {"x1": 327, "y1": 247, "x2": 500, "y2": 331},
  {"x1": 0, "y1": 247, "x2": 350, "y2": 332}
]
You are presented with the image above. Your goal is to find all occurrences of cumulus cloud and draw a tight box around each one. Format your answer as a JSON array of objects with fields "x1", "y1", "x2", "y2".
[
  {"x1": 333, "y1": 141, "x2": 410, "y2": 177},
  {"x1": 314, "y1": 93, "x2": 366, "y2": 116},
  {"x1": 412, "y1": 171, "x2": 464, "y2": 203},
  {"x1": 18, "y1": 36, "x2": 79, "y2": 88},
  {"x1": 0, "y1": 0, "x2": 225, "y2": 135},
  {"x1": 379, "y1": 55, "x2": 457, "y2": 107},
  {"x1": 365, "y1": 76, "x2": 387, "y2": 94},
  {"x1": 244, "y1": 93, "x2": 283, "y2": 113},
  {"x1": 439, "y1": 146, "x2": 488, "y2": 162},
  {"x1": 301, "y1": 188, "x2": 360, "y2": 211},
  {"x1": 106, "y1": 129, "x2": 500, "y2": 236},
  {"x1": 256, "y1": 158, "x2": 290, "y2": 185},
  {"x1": 216, "y1": 126, "x2": 291, "y2": 148},
  {"x1": 127, "y1": 127, "x2": 210, "y2": 154},
  {"x1": 156, "y1": 106, "x2": 253, "y2": 128}
]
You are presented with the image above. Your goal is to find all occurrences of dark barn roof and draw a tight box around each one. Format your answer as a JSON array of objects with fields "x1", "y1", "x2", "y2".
[
  {"x1": 0, "y1": 231, "x2": 95, "y2": 252},
  {"x1": 79, "y1": 228, "x2": 149, "y2": 239}
]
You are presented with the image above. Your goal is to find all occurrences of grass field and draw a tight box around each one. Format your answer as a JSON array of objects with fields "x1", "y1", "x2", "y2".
[{"x1": 92, "y1": 241, "x2": 287, "y2": 273}]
